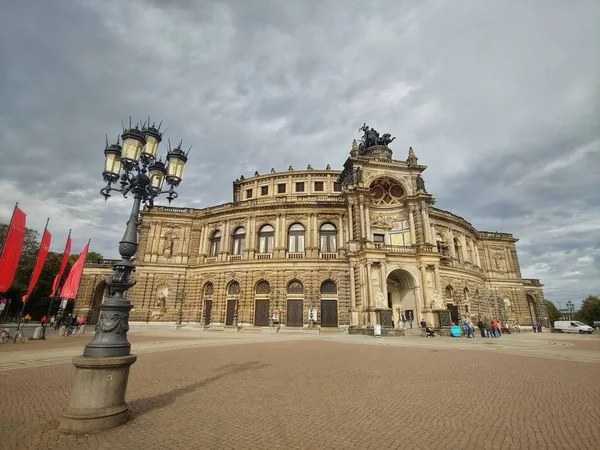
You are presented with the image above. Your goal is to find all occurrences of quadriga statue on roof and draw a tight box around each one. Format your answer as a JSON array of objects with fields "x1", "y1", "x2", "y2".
[{"x1": 358, "y1": 123, "x2": 396, "y2": 154}]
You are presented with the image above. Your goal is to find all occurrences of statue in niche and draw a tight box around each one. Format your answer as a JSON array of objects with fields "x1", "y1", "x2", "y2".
[
  {"x1": 163, "y1": 233, "x2": 175, "y2": 258},
  {"x1": 374, "y1": 289, "x2": 388, "y2": 309},
  {"x1": 431, "y1": 291, "x2": 444, "y2": 310},
  {"x1": 155, "y1": 286, "x2": 169, "y2": 309},
  {"x1": 416, "y1": 174, "x2": 427, "y2": 193}
]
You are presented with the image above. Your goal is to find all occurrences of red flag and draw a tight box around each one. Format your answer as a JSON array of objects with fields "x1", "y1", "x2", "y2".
[
  {"x1": 22, "y1": 229, "x2": 52, "y2": 303},
  {"x1": 0, "y1": 206, "x2": 27, "y2": 293},
  {"x1": 51, "y1": 233, "x2": 72, "y2": 297},
  {"x1": 60, "y1": 241, "x2": 89, "y2": 300}
]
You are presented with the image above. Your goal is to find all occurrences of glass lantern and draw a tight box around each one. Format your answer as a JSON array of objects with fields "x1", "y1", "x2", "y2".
[
  {"x1": 166, "y1": 147, "x2": 188, "y2": 186},
  {"x1": 103, "y1": 143, "x2": 122, "y2": 181},
  {"x1": 142, "y1": 125, "x2": 162, "y2": 160},
  {"x1": 148, "y1": 160, "x2": 167, "y2": 191},
  {"x1": 121, "y1": 127, "x2": 145, "y2": 164}
]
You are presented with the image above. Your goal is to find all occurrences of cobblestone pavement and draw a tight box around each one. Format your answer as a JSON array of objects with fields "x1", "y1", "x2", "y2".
[{"x1": 0, "y1": 333, "x2": 599, "y2": 449}]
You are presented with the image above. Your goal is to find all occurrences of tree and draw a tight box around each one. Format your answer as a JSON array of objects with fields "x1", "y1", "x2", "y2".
[
  {"x1": 545, "y1": 300, "x2": 561, "y2": 324},
  {"x1": 575, "y1": 296, "x2": 600, "y2": 326},
  {"x1": 69, "y1": 251, "x2": 103, "y2": 264}
]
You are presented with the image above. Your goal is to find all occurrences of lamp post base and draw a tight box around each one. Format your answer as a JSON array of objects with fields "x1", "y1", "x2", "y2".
[{"x1": 59, "y1": 354, "x2": 137, "y2": 434}]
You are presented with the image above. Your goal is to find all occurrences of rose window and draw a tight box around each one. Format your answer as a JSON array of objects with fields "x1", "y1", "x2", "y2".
[{"x1": 369, "y1": 178, "x2": 405, "y2": 205}]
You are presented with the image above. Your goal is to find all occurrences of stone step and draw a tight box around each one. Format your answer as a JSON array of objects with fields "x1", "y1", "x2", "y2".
[
  {"x1": 403, "y1": 328, "x2": 423, "y2": 336},
  {"x1": 278, "y1": 328, "x2": 320, "y2": 335},
  {"x1": 319, "y1": 328, "x2": 343, "y2": 335}
]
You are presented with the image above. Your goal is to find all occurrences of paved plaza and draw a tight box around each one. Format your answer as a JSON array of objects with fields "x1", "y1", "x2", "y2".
[{"x1": 0, "y1": 330, "x2": 599, "y2": 450}]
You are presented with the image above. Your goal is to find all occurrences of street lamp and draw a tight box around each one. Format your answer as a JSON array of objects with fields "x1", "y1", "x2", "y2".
[
  {"x1": 60, "y1": 119, "x2": 189, "y2": 434},
  {"x1": 566, "y1": 301, "x2": 575, "y2": 319}
]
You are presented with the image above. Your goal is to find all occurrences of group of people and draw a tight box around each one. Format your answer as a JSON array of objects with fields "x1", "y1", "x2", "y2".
[
  {"x1": 420, "y1": 316, "x2": 526, "y2": 338},
  {"x1": 49, "y1": 314, "x2": 86, "y2": 336}
]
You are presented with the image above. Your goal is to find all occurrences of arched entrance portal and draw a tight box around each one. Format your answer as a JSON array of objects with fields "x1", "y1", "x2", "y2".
[
  {"x1": 90, "y1": 282, "x2": 108, "y2": 325},
  {"x1": 386, "y1": 269, "x2": 418, "y2": 327}
]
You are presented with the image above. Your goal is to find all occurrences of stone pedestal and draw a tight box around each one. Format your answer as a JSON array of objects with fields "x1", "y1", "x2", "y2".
[
  {"x1": 378, "y1": 309, "x2": 394, "y2": 328},
  {"x1": 60, "y1": 354, "x2": 137, "y2": 434}
]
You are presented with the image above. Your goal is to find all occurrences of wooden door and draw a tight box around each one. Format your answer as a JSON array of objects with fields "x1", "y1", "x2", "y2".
[
  {"x1": 254, "y1": 299, "x2": 270, "y2": 326},
  {"x1": 320, "y1": 300, "x2": 338, "y2": 327},
  {"x1": 204, "y1": 300, "x2": 213, "y2": 325},
  {"x1": 286, "y1": 299, "x2": 303, "y2": 327},
  {"x1": 225, "y1": 300, "x2": 236, "y2": 325}
]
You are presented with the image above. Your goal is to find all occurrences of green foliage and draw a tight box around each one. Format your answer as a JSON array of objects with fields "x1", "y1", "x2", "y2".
[
  {"x1": 575, "y1": 295, "x2": 600, "y2": 325},
  {"x1": 544, "y1": 300, "x2": 561, "y2": 323},
  {"x1": 70, "y1": 251, "x2": 103, "y2": 264}
]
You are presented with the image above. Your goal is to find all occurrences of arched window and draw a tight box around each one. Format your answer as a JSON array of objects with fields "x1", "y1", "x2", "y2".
[
  {"x1": 319, "y1": 223, "x2": 337, "y2": 253},
  {"x1": 255, "y1": 280, "x2": 271, "y2": 294},
  {"x1": 288, "y1": 223, "x2": 305, "y2": 253},
  {"x1": 436, "y1": 234, "x2": 445, "y2": 253},
  {"x1": 466, "y1": 240, "x2": 473, "y2": 263},
  {"x1": 463, "y1": 287, "x2": 469, "y2": 302},
  {"x1": 453, "y1": 238, "x2": 462, "y2": 263},
  {"x1": 228, "y1": 281, "x2": 240, "y2": 295},
  {"x1": 445, "y1": 285, "x2": 453, "y2": 299},
  {"x1": 232, "y1": 227, "x2": 246, "y2": 255},
  {"x1": 287, "y1": 280, "x2": 304, "y2": 294},
  {"x1": 204, "y1": 282, "x2": 214, "y2": 296},
  {"x1": 321, "y1": 279, "x2": 337, "y2": 294},
  {"x1": 209, "y1": 230, "x2": 221, "y2": 257},
  {"x1": 258, "y1": 225, "x2": 274, "y2": 254}
]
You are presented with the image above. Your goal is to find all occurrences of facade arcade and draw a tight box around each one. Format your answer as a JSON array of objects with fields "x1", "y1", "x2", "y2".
[{"x1": 75, "y1": 128, "x2": 547, "y2": 330}]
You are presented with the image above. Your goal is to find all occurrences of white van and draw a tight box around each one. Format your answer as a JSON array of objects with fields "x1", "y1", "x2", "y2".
[{"x1": 554, "y1": 321, "x2": 593, "y2": 334}]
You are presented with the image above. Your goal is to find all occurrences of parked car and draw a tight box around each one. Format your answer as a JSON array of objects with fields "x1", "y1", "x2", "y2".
[{"x1": 554, "y1": 321, "x2": 593, "y2": 334}]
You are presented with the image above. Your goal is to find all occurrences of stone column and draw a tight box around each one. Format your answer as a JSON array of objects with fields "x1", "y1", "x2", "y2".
[
  {"x1": 447, "y1": 230, "x2": 455, "y2": 258},
  {"x1": 366, "y1": 263, "x2": 373, "y2": 307},
  {"x1": 421, "y1": 206, "x2": 430, "y2": 244},
  {"x1": 347, "y1": 202, "x2": 354, "y2": 240},
  {"x1": 380, "y1": 262, "x2": 388, "y2": 304},
  {"x1": 475, "y1": 244, "x2": 481, "y2": 267},
  {"x1": 365, "y1": 203, "x2": 372, "y2": 240},
  {"x1": 433, "y1": 265, "x2": 441, "y2": 292},
  {"x1": 408, "y1": 207, "x2": 417, "y2": 245},
  {"x1": 359, "y1": 200, "x2": 366, "y2": 239},
  {"x1": 419, "y1": 264, "x2": 428, "y2": 309},
  {"x1": 349, "y1": 265, "x2": 356, "y2": 309},
  {"x1": 339, "y1": 213, "x2": 345, "y2": 247}
]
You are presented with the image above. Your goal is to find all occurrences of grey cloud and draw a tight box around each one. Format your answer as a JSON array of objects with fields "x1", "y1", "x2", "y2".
[{"x1": 1, "y1": 0, "x2": 599, "y2": 306}]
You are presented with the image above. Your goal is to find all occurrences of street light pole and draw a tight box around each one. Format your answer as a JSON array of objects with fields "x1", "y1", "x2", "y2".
[{"x1": 60, "y1": 119, "x2": 189, "y2": 434}]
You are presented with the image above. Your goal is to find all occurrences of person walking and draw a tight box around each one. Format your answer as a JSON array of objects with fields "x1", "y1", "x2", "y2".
[
  {"x1": 408, "y1": 311, "x2": 413, "y2": 329},
  {"x1": 477, "y1": 318, "x2": 485, "y2": 338},
  {"x1": 400, "y1": 312, "x2": 407, "y2": 329}
]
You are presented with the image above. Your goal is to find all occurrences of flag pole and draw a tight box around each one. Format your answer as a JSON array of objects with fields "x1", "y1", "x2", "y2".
[
  {"x1": 0, "y1": 202, "x2": 18, "y2": 278},
  {"x1": 42, "y1": 229, "x2": 71, "y2": 340},
  {"x1": 18, "y1": 218, "x2": 49, "y2": 330},
  {"x1": 71, "y1": 238, "x2": 91, "y2": 315}
]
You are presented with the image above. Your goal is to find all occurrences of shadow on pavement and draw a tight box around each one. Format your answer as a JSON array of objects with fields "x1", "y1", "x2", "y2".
[{"x1": 128, "y1": 360, "x2": 269, "y2": 417}]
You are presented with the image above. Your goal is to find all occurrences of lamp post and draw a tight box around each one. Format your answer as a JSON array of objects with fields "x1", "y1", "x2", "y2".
[
  {"x1": 566, "y1": 301, "x2": 574, "y2": 320},
  {"x1": 60, "y1": 119, "x2": 189, "y2": 434}
]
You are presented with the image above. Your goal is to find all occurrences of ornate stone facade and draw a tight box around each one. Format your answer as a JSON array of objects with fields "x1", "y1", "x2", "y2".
[{"x1": 75, "y1": 139, "x2": 547, "y2": 329}]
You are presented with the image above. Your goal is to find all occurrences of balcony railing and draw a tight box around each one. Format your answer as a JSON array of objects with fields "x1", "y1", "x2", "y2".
[
  {"x1": 256, "y1": 253, "x2": 272, "y2": 260},
  {"x1": 320, "y1": 252, "x2": 338, "y2": 259},
  {"x1": 287, "y1": 252, "x2": 305, "y2": 259},
  {"x1": 371, "y1": 244, "x2": 416, "y2": 254},
  {"x1": 229, "y1": 254, "x2": 242, "y2": 261}
]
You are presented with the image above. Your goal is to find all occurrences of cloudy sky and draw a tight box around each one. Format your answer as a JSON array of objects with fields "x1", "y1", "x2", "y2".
[{"x1": 1, "y1": 0, "x2": 598, "y2": 306}]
